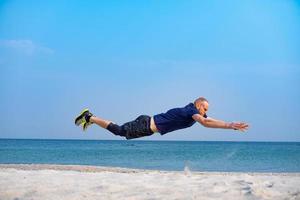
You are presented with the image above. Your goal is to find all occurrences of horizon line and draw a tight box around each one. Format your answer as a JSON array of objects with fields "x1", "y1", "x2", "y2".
[{"x1": 1, "y1": 137, "x2": 299, "y2": 143}]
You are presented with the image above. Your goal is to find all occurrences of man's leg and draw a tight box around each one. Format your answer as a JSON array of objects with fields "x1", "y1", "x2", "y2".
[
  {"x1": 75, "y1": 110, "x2": 152, "y2": 139},
  {"x1": 89, "y1": 116, "x2": 112, "y2": 129},
  {"x1": 75, "y1": 109, "x2": 116, "y2": 133},
  {"x1": 90, "y1": 116, "x2": 127, "y2": 137}
]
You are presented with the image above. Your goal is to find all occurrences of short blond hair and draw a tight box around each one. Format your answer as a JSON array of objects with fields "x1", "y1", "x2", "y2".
[{"x1": 194, "y1": 97, "x2": 208, "y2": 104}]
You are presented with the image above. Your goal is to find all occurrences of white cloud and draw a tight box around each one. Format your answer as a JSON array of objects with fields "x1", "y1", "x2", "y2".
[{"x1": 0, "y1": 39, "x2": 54, "y2": 55}]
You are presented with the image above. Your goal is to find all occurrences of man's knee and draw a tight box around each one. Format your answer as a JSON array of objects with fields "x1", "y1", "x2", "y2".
[{"x1": 107, "y1": 123, "x2": 126, "y2": 137}]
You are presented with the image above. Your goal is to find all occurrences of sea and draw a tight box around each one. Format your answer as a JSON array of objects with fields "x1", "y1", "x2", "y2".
[{"x1": 0, "y1": 139, "x2": 300, "y2": 172}]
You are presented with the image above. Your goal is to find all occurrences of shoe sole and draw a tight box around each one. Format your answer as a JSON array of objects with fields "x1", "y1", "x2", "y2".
[
  {"x1": 75, "y1": 109, "x2": 89, "y2": 126},
  {"x1": 83, "y1": 122, "x2": 92, "y2": 131}
]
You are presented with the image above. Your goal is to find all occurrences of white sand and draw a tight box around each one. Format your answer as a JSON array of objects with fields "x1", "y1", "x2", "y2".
[{"x1": 1, "y1": 164, "x2": 300, "y2": 200}]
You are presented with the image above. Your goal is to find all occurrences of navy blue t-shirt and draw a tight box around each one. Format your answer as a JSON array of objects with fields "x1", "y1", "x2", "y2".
[{"x1": 153, "y1": 103, "x2": 207, "y2": 135}]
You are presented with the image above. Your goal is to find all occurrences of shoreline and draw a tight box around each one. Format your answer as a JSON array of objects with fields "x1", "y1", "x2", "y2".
[
  {"x1": 1, "y1": 164, "x2": 300, "y2": 200},
  {"x1": 1, "y1": 163, "x2": 300, "y2": 175}
]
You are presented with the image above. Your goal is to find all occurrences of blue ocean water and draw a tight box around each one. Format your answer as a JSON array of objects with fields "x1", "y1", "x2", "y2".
[{"x1": 0, "y1": 139, "x2": 300, "y2": 172}]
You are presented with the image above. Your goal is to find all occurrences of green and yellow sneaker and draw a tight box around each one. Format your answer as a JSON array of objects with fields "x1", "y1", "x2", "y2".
[{"x1": 74, "y1": 109, "x2": 93, "y2": 126}]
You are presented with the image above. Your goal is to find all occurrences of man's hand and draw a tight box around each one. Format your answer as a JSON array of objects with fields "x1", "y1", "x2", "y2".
[{"x1": 229, "y1": 122, "x2": 249, "y2": 132}]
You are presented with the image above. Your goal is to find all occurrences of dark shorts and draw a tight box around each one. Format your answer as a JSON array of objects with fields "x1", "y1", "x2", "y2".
[{"x1": 122, "y1": 115, "x2": 154, "y2": 139}]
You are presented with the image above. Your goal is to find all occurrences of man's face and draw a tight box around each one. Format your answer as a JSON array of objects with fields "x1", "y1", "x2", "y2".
[{"x1": 199, "y1": 101, "x2": 209, "y2": 116}]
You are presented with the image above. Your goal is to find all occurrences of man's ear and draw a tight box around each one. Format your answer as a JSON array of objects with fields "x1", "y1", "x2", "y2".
[{"x1": 195, "y1": 102, "x2": 200, "y2": 109}]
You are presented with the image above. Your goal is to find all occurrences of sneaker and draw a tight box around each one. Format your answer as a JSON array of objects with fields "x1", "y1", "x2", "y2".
[
  {"x1": 74, "y1": 109, "x2": 93, "y2": 126},
  {"x1": 83, "y1": 121, "x2": 93, "y2": 131}
]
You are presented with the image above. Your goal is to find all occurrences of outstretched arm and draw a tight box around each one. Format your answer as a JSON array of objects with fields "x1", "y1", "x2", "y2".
[{"x1": 192, "y1": 114, "x2": 249, "y2": 132}]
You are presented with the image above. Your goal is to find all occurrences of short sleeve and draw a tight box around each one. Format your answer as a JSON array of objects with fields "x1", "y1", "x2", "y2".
[{"x1": 187, "y1": 105, "x2": 199, "y2": 118}]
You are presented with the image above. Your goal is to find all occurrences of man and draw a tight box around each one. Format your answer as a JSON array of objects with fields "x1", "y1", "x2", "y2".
[{"x1": 74, "y1": 97, "x2": 249, "y2": 139}]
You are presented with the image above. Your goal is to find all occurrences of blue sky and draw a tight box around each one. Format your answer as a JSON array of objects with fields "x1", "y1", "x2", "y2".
[{"x1": 0, "y1": 0, "x2": 299, "y2": 141}]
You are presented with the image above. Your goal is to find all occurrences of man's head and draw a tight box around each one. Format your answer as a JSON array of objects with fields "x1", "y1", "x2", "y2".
[{"x1": 194, "y1": 97, "x2": 209, "y2": 116}]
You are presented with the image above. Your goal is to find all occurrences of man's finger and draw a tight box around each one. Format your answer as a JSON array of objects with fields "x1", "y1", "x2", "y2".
[
  {"x1": 241, "y1": 124, "x2": 249, "y2": 128},
  {"x1": 238, "y1": 123, "x2": 249, "y2": 128}
]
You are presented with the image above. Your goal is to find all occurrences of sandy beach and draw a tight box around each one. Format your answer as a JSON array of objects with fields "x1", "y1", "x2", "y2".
[{"x1": 0, "y1": 164, "x2": 299, "y2": 200}]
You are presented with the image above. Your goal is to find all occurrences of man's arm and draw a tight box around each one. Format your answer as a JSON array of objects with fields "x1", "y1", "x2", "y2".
[{"x1": 192, "y1": 114, "x2": 248, "y2": 131}]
